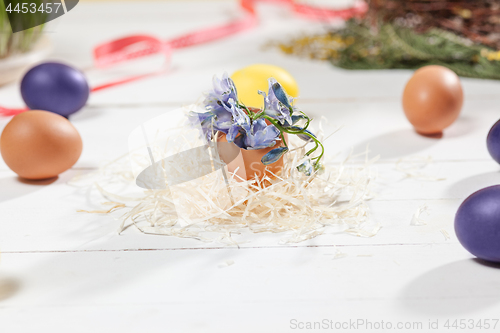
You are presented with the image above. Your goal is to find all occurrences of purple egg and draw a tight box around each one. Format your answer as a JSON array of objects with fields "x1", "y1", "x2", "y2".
[
  {"x1": 455, "y1": 185, "x2": 500, "y2": 263},
  {"x1": 488, "y1": 119, "x2": 500, "y2": 165},
  {"x1": 21, "y1": 62, "x2": 89, "y2": 117}
]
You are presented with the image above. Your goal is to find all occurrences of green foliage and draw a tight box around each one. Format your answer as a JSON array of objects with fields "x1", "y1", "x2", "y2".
[
  {"x1": 278, "y1": 19, "x2": 500, "y2": 80},
  {"x1": 332, "y1": 20, "x2": 500, "y2": 79}
]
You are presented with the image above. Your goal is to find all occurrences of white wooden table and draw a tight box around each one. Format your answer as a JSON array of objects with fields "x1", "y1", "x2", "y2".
[{"x1": 1, "y1": 1, "x2": 500, "y2": 332}]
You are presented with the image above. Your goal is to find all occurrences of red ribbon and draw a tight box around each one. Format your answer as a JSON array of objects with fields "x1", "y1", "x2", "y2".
[
  {"x1": 1, "y1": 0, "x2": 367, "y2": 116},
  {"x1": 0, "y1": 106, "x2": 29, "y2": 117},
  {"x1": 93, "y1": 0, "x2": 366, "y2": 68}
]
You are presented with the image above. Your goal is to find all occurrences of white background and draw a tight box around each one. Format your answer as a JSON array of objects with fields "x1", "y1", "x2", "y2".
[{"x1": 0, "y1": 1, "x2": 500, "y2": 332}]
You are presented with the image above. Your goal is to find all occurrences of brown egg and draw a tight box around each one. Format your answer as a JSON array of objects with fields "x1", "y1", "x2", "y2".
[
  {"x1": 0, "y1": 110, "x2": 82, "y2": 180},
  {"x1": 402, "y1": 65, "x2": 463, "y2": 136}
]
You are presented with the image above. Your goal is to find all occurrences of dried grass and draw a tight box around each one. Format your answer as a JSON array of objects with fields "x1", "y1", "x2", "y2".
[{"x1": 410, "y1": 203, "x2": 429, "y2": 226}]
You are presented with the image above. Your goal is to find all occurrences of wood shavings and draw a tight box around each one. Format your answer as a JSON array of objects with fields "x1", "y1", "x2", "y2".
[
  {"x1": 218, "y1": 260, "x2": 235, "y2": 268},
  {"x1": 76, "y1": 130, "x2": 379, "y2": 245},
  {"x1": 410, "y1": 203, "x2": 430, "y2": 226},
  {"x1": 331, "y1": 251, "x2": 348, "y2": 260},
  {"x1": 77, "y1": 202, "x2": 126, "y2": 214},
  {"x1": 324, "y1": 247, "x2": 347, "y2": 259},
  {"x1": 345, "y1": 224, "x2": 381, "y2": 238},
  {"x1": 332, "y1": 251, "x2": 348, "y2": 260},
  {"x1": 396, "y1": 156, "x2": 445, "y2": 181}
]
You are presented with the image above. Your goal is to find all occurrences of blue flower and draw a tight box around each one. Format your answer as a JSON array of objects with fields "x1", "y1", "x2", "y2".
[
  {"x1": 261, "y1": 78, "x2": 294, "y2": 125},
  {"x1": 188, "y1": 106, "x2": 235, "y2": 141},
  {"x1": 210, "y1": 107, "x2": 233, "y2": 134},
  {"x1": 226, "y1": 104, "x2": 251, "y2": 143},
  {"x1": 188, "y1": 111, "x2": 215, "y2": 141},
  {"x1": 192, "y1": 74, "x2": 291, "y2": 154},
  {"x1": 191, "y1": 73, "x2": 243, "y2": 140},
  {"x1": 204, "y1": 72, "x2": 238, "y2": 114},
  {"x1": 233, "y1": 118, "x2": 280, "y2": 150},
  {"x1": 283, "y1": 114, "x2": 307, "y2": 127},
  {"x1": 204, "y1": 73, "x2": 240, "y2": 135}
]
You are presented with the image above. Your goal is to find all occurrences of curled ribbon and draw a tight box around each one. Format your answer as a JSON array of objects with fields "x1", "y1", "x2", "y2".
[
  {"x1": 94, "y1": 0, "x2": 366, "y2": 68},
  {"x1": 1, "y1": 0, "x2": 367, "y2": 116}
]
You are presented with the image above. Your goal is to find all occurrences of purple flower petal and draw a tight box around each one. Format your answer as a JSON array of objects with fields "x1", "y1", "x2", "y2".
[
  {"x1": 227, "y1": 124, "x2": 240, "y2": 142},
  {"x1": 244, "y1": 122, "x2": 280, "y2": 150},
  {"x1": 263, "y1": 78, "x2": 293, "y2": 125},
  {"x1": 271, "y1": 79, "x2": 293, "y2": 110},
  {"x1": 233, "y1": 134, "x2": 246, "y2": 149},
  {"x1": 204, "y1": 73, "x2": 239, "y2": 129},
  {"x1": 252, "y1": 118, "x2": 267, "y2": 133}
]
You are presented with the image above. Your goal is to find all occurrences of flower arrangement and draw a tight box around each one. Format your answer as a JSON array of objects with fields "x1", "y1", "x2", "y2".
[
  {"x1": 77, "y1": 74, "x2": 378, "y2": 244},
  {"x1": 190, "y1": 73, "x2": 324, "y2": 176}
]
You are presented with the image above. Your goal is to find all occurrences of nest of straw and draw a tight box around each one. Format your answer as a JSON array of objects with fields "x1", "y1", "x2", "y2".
[{"x1": 75, "y1": 118, "x2": 379, "y2": 245}]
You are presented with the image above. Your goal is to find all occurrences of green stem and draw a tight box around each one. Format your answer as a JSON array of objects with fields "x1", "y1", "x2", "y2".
[
  {"x1": 263, "y1": 115, "x2": 289, "y2": 147},
  {"x1": 263, "y1": 115, "x2": 324, "y2": 166},
  {"x1": 306, "y1": 142, "x2": 319, "y2": 156},
  {"x1": 280, "y1": 132, "x2": 288, "y2": 148},
  {"x1": 238, "y1": 103, "x2": 254, "y2": 118},
  {"x1": 264, "y1": 116, "x2": 306, "y2": 135},
  {"x1": 251, "y1": 109, "x2": 266, "y2": 120},
  {"x1": 301, "y1": 132, "x2": 325, "y2": 166}
]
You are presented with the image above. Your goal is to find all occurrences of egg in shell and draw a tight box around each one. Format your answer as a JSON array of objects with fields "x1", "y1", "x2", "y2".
[
  {"x1": 21, "y1": 62, "x2": 90, "y2": 118},
  {"x1": 402, "y1": 65, "x2": 463, "y2": 136},
  {"x1": 455, "y1": 185, "x2": 500, "y2": 263},
  {"x1": 231, "y1": 64, "x2": 299, "y2": 108},
  {"x1": 487, "y1": 119, "x2": 500, "y2": 165}
]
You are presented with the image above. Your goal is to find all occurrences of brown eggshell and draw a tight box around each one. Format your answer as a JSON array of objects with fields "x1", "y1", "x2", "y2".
[
  {"x1": 217, "y1": 132, "x2": 287, "y2": 185},
  {"x1": 402, "y1": 65, "x2": 463, "y2": 135},
  {"x1": 0, "y1": 110, "x2": 83, "y2": 180}
]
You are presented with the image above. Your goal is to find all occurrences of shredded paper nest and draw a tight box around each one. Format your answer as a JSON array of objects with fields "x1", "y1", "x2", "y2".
[{"x1": 74, "y1": 107, "x2": 380, "y2": 245}]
